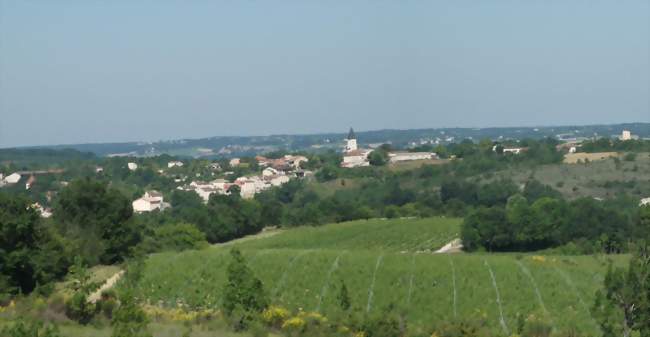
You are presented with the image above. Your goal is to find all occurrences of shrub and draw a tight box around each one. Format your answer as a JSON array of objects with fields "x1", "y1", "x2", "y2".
[
  {"x1": 261, "y1": 305, "x2": 290, "y2": 328},
  {"x1": 222, "y1": 248, "x2": 268, "y2": 330},
  {"x1": 111, "y1": 287, "x2": 151, "y2": 337},
  {"x1": 64, "y1": 292, "x2": 97, "y2": 325},
  {"x1": 63, "y1": 256, "x2": 98, "y2": 324},
  {"x1": 140, "y1": 223, "x2": 208, "y2": 253},
  {"x1": 0, "y1": 320, "x2": 61, "y2": 337}
]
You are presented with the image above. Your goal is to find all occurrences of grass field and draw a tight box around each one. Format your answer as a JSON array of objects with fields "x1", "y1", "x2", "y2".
[{"x1": 134, "y1": 217, "x2": 627, "y2": 335}]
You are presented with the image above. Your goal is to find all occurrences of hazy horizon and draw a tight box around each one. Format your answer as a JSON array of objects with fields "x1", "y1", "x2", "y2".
[{"x1": 1, "y1": 1, "x2": 648, "y2": 148}]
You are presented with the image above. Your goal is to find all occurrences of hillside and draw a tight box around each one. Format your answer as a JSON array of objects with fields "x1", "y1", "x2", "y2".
[
  {"x1": 491, "y1": 152, "x2": 650, "y2": 199},
  {"x1": 134, "y1": 217, "x2": 627, "y2": 336}
]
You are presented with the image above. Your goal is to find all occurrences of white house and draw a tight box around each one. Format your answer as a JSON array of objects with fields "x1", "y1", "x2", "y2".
[
  {"x1": 167, "y1": 161, "x2": 184, "y2": 168},
  {"x1": 127, "y1": 162, "x2": 138, "y2": 171},
  {"x1": 503, "y1": 148, "x2": 526, "y2": 154},
  {"x1": 388, "y1": 152, "x2": 434, "y2": 163},
  {"x1": 640, "y1": 197, "x2": 650, "y2": 207},
  {"x1": 284, "y1": 155, "x2": 309, "y2": 169},
  {"x1": 132, "y1": 190, "x2": 165, "y2": 213},
  {"x1": 196, "y1": 186, "x2": 219, "y2": 203},
  {"x1": 229, "y1": 158, "x2": 241, "y2": 167},
  {"x1": 262, "y1": 167, "x2": 279, "y2": 177},
  {"x1": 3, "y1": 173, "x2": 21, "y2": 184},
  {"x1": 341, "y1": 150, "x2": 372, "y2": 168},
  {"x1": 31, "y1": 203, "x2": 52, "y2": 218},
  {"x1": 270, "y1": 175, "x2": 290, "y2": 187}
]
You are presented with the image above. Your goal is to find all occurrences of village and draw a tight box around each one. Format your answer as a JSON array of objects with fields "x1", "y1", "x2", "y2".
[{"x1": 0, "y1": 128, "x2": 645, "y2": 216}]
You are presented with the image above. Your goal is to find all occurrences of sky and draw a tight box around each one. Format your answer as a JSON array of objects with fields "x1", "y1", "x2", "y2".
[{"x1": 0, "y1": 1, "x2": 648, "y2": 148}]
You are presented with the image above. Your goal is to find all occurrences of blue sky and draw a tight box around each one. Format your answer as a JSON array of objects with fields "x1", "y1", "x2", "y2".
[{"x1": 1, "y1": 1, "x2": 648, "y2": 147}]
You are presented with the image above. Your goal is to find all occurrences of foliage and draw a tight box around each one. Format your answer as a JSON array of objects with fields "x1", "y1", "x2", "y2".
[
  {"x1": 53, "y1": 178, "x2": 140, "y2": 265},
  {"x1": 0, "y1": 320, "x2": 61, "y2": 337},
  {"x1": 111, "y1": 287, "x2": 152, "y2": 337},
  {"x1": 0, "y1": 193, "x2": 69, "y2": 296},
  {"x1": 139, "y1": 222, "x2": 207, "y2": 253},
  {"x1": 592, "y1": 244, "x2": 649, "y2": 337},
  {"x1": 462, "y1": 194, "x2": 637, "y2": 253},
  {"x1": 222, "y1": 248, "x2": 269, "y2": 329},
  {"x1": 64, "y1": 256, "x2": 98, "y2": 324}
]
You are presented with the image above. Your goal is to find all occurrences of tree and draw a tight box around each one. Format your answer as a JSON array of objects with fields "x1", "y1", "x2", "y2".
[
  {"x1": 368, "y1": 149, "x2": 389, "y2": 166},
  {"x1": 54, "y1": 178, "x2": 139, "y2": 264},
  {"x1": 65, "y1": 256, "x2": 98, "y2": 324},
  {"x1": 0, "y1": 193, "x2": 68, "y2": 296},
  {"x1": 111, "y1": 288, "x2": 151, "y2": 337},
  {"x1": 111, "y1": 256, "x2": 151, "y2": 337},
  {"x1": 337, "y1": 279, "x2": 351, "y2": 311},
  {"x1": 461, "y1": 206, "x2": 509, "y2": 251},
  {"x1": 593, "y1": 245, "x2": 649, "y2": 337},
  {"x1": 222, "y1": 248, "x2": 268, "y2": 329}
]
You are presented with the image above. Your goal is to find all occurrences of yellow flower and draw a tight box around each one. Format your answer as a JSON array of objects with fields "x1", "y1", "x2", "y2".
[
  {"x1": 532, "y1": 255, "x2": 546, "y2": 263},
  {"x1": 282, "y1": 316, "x2": 306, "y2": 330},
  {"x1": 262, "y1": 305, "x2": 290, "y2": 325}
]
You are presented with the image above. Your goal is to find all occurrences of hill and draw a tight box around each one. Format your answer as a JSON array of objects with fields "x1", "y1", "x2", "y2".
[{"x1": 134, "y1": 217, "x2": 627, "y2": 335}]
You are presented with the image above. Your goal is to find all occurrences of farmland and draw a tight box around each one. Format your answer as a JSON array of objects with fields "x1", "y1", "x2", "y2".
[{"x1": 134, "y1": 217, "x2": 627, "y2": 335}]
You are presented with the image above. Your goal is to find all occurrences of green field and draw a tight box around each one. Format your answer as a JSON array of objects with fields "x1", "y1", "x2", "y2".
[{"x1": 135, "y1": 217, "x2": 627, "y2": 335}]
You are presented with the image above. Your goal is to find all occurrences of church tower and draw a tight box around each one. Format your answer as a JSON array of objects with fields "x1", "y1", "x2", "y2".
[{"x1": 345, "y1": 127, "x2": 358, "y2": 153}]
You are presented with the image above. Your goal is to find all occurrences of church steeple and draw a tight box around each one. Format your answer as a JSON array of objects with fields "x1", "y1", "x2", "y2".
[
  {"x1": 344, "y1": 127, "x2": 358, "y2": 152},
  {"x1": 347, "y1": 127, "x2": 356, "y2": 140}
]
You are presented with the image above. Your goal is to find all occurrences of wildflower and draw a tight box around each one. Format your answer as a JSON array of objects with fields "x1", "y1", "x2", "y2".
[{"x1": 282, "y1": 316, "x2": 306, "y2": 330}]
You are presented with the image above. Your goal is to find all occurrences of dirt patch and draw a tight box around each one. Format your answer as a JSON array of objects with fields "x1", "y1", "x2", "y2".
[{"x1": 563, "y1": 152, "x2": 620, "y2": 164}]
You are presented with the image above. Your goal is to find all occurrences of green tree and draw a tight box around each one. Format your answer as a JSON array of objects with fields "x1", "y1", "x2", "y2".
[
  {"x1": 54, "y1": 178, "x2": 140, "y2": 264},
  {"x1": 593, "y1": 245, "x2": 649, "y2": 337},
  {"x1": 0, "y1": 193, "x2": 68, "y2": 296},
  {"x1": 337, "y1": 279, "x2": 351, "y2": 311},
  {"x1": 368, "y1": 148, "x2": 389, "y2": 166},
  {"x1": 111, "y1": 288, "x2": 151, "y2": 337},
  {"x1": 65, "y1": 256, "x2": 98, "y2": 324},
  {"x1": 222, "y1": 248, "x2": 268, "y2": 330}
]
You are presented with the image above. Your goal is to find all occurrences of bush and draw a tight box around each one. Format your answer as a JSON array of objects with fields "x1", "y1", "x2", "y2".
[
  {"x1": 1, "y1": 320, "x2": 61, "y2": 337},
  {"x1": 222, "y1": 249, "x2": 268, "y2": 330},
  {"x1": 139, "y1": 223, "x2": 208, "y2": 253},
  {"x1": 111, "y1": 287, "x2": 151, "y2": 337},
  {"x1": 623, "y1": 153, "x2": 637, "y2": 161},
  {"x1": 64, "y1": 292, "x2": 97, "y2": 325}
]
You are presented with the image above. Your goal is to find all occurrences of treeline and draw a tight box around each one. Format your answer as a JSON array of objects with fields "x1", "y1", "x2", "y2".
[
  {"x1": 462, "y1": 190, "x2": 649, "y2": 253},
  {"x1": 580, "y1": 138, "x2": 650, "y2": 153}
]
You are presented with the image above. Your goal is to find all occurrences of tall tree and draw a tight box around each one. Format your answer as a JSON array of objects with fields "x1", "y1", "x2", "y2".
[{"x1": 54, "y1": 178, "x2": 139, "y2": 264}]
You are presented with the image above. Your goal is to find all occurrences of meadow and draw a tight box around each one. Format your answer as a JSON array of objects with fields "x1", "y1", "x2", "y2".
[{"x1": 134, "y1": 217, "x2": 628, "y2": 335}]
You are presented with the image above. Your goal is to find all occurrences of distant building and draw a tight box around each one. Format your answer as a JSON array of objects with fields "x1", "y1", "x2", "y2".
[
  {"x1": 262, "y1": 167, "x2": 279, "y2": 177},
  {"x1": 229, "y1": 158, "x2": 241, "y2": 167},
  {"x1": 640, "y1": 197, "x2": 650, "y2": 207},
  {"x1": 31, "y1": 203, "x2": 52, "y2": 218},
  {"x1": 167, "y1": 161, "x2": 184, "y2": 168},
  {"x1": 25, "y1": 175, "x2": 36, "y2": 190},
  {"x1": 619, "y1": 130, "x2": 638, "y2": 141},
  {"x1": 341, "y1": 149, "x2": 373, "y2": 168},
  {"x1": 344, "y1": 128, "x2": 358, "y2": 153},
  {"x1": 341, "y1": 128, "x2": 373, "y2": 168},
  {"x1": 127, "y1": 162, "x2": 138, "y2": 171},
  {"x1": 503, "y1": 147, "x2": 527, "y2": 155},
  {"x1": 132, "y1": 190, "x2": 167, "y2": 213},
  {"x1": 209, "y1": 162, "x2": 222, "y2": 170},
  {"x1": 3, "y1": 173, "x2": 21, "y2": 184},
  {"x1": 388, "y1": 152, "x2": 435, "y2": 163},
  {"x1": 95, "y1": 166, "x2": 104, "y2": 173}
]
